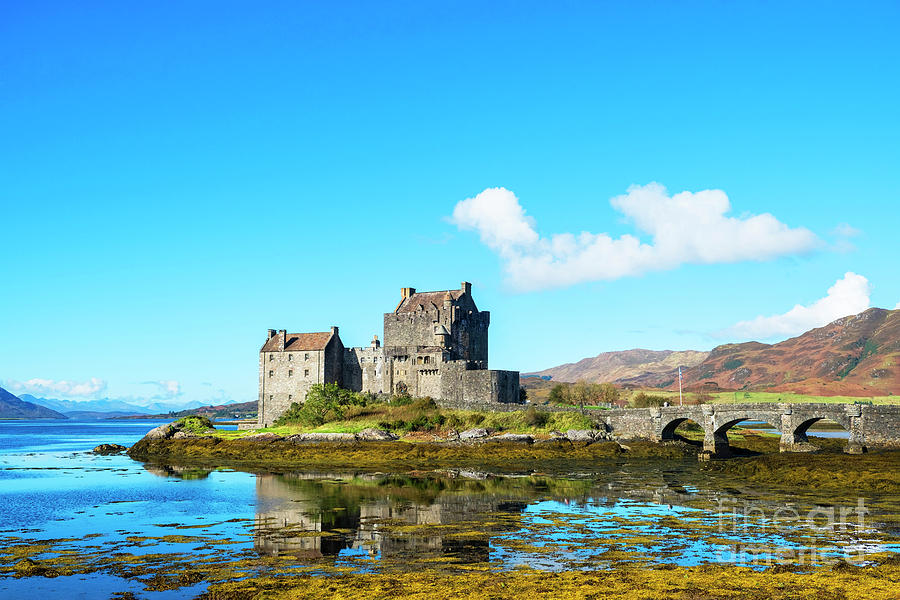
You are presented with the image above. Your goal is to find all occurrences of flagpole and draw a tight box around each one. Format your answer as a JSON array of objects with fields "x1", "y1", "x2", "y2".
[{"x1": 678, "y1": 366, "x2": 683, "y2": 406}]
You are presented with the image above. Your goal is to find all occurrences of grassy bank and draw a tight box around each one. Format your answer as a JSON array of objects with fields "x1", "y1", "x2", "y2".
[{"x1": 217, "y1": 398, "x2": 600, "y2": 439}]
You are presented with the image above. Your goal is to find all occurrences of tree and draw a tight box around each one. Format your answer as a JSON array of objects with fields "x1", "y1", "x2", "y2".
[
  {"x1": 274, "y1": 383, "x2": 365, "y2": 426},
  {"x1": 548, "y1": 384, "x2": 570, "y2": 405},
  {"x1": 597, "y1": 382, "x2": 620, "y2": 405}
]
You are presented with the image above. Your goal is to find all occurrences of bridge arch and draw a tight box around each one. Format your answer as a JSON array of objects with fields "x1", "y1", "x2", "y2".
[
  {"x1": 660, "y1": 417, "x2": 705, "y2": 441},
  {"x1": 783, "y1": 414, "x2": 857, "y2": 453},
  {"x1": 709, "y1": 415, "x2": 782, "y2": 456}
]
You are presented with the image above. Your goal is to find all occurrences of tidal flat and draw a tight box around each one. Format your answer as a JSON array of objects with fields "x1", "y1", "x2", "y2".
[{"x1": 1, "y1": 421, "x2": 898, "y2": 599}]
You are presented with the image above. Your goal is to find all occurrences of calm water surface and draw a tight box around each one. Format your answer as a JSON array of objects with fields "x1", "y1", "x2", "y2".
[{"x1": 0, "y1": 420, "x2": 896, "y2": 599}]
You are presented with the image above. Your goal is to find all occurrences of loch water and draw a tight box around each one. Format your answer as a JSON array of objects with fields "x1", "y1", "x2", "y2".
[{"x1": 0, "y1": 420, "x2": 896, "y2": 599}]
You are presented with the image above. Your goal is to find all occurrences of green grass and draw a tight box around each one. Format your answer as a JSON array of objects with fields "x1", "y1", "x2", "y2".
[{"x1": 207, "y1": 403, "x2": 599, "y2": 439}]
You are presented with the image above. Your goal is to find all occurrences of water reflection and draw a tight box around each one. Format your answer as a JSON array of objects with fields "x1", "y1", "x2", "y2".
[{"x1": 253, "y1": 473, "x2": 531, "y2": 562}]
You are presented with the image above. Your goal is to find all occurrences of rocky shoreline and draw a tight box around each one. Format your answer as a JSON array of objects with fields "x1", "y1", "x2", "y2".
[{"x1": 125, "y1": 418, "x2": 693, "y2": 472}]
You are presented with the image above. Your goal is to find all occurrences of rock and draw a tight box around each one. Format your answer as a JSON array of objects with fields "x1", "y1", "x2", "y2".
[
  {"x1": 242, "y1": 432, "x2": 284, "y2": 443},
  {"x1": 459, "y1": 428, "x2": 489, "y2": 441},
  {"x1": 172, "y1": 430, "x2": 200, "y2": 439},
  {"x1": 356, "y1": 428, "x2": 398, "y2": 441},
  {"x1": 565, "y1": 429, "x2": 597, "y2": 443},
  {"x1": 286, "y1": 432, "x2": 358, "y2": 443},
  {"x1": 535, "y1": 436, "x2": 570, "y2": 446},
  {"x1": 144, "y1": 423, "x2": 175, "y2": 440},
  {"x1": 488, "y1": 433, "x2": 533, "y2": 443},
  {"x1": 14, "y1": 558, "x2": 49, "y2": 576},
  {"x1": 92, "y1": 443, "x2": 127, "y2": 455}
]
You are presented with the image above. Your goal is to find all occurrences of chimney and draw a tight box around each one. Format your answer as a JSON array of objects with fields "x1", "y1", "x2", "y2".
[
  {"x1": 371, "y1": 334, "x2": 380, "y2": 349},
  {"x1": 401, "y1": 287, "x2": 416, "y2": 300},
  {"x1": 267, "y1": 329, "x2": 276, "y2": 339},
  {"x1": 461, "y1": 281, "x2": 471, "y2": 295},
  {"x1": 278, "y1": 329, "x2": 287, "y2": 350},
  {"x1": 330, "y1": 326, "x2": 339, "y2": 336}
]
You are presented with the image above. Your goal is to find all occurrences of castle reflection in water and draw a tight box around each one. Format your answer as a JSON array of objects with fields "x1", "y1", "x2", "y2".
[{"x1": 252, "y1": 472, "x2": 529, "y2": 562}]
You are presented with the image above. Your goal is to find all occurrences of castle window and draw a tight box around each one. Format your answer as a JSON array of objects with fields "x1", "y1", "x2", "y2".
[
  {"x1": 288, "y1": 369, "x2": 293, "y2": 377},
  {"x1": 268, "y1": 370, "x2": 273, "y2": 377},
  {"x1": 304, "y1": 353, "x2": 309, "y2": 360},
  {"x1": 423, "y1": 356, "x2": 431, "y2": 365},
  {"x1": 288, "y1": 394, "x2": 292, "y2": 401},
  {"x1": 304, "y1": 369, "x2": 310, "y2": 377},
  {"x1": 269, "y1": 354, "x2": 274, "y2": 362},
  {"x1": 288, "y1": 354, "x2": 292, "y2": 361},
  {"x1": 269, "y1": 395, "x2": 273, "y2": 401}
]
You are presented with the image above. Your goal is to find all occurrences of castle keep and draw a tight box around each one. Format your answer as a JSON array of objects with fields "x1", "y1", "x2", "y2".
[{"x1": 258, "y1": 282, "x2": 520, "y2": 426}]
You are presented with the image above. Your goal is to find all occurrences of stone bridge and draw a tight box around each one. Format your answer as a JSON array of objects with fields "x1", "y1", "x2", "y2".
[{"x1": 599, "y1": 403, "x2": 900, "y2": 457}]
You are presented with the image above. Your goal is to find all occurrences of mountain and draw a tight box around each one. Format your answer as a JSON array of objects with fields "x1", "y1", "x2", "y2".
[
  {"x1": 527, "y1": 349, "x2": 708, "y2": 383},
  {"x1": 628, "y1": 308, "x2": 900, "y2": 395},
  {"x1": 21, "y1": 396, "x2": 211, "y2": 416},
  {"x1": 21, "y1": 395, "x2": 152, "y2": 414},
  {"x1": 0, "y1": 387, "x2": 67, "y2": 419}
]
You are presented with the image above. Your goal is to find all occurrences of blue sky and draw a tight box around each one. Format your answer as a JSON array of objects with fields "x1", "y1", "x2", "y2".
[{"x1": 1, "y1": 1, "x2": 898, "y2": 406}]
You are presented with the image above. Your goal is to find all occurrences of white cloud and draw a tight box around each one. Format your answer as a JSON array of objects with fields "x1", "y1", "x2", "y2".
[
  {"x1": 449, "y1": 183, "x2": 820, "y2": 291},
  {"x1": 833, "y1": 223, "x2": 861, "y2": 238},
  {"x1": 720, "y1": 272, "x2": 872, "y2": 340},
  {"x1": 3, "y1": 377, "x2": 107, "y2": 399},
  {"x1": 140, "y1": 380, "x2": 182, "y2": 399}
]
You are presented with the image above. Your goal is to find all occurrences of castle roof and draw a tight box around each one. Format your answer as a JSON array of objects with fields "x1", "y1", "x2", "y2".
[
  {"x1": 395, "y1": 290, "x2": 462, "y2": 313},
  {"x1": 261, "y1": 331, "x2": 333, "y2": 353}
]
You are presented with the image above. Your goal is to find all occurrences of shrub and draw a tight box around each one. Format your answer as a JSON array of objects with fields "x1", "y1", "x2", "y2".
[
  {"x1": 468, "y1": 414, "x2": 486, "y2": 426},
  {"x1": 631, "y1": 392, "x2": 668, "y2": 408},
  {"x1": 445, "y1": 414, "x2": 465, "y2": 429},
  {"x1": 274, "y1": 383, "x2": 366, "y2": 426},
  {"x1": 390, "y1": 391, "x2": 415, "y2": 405},
  {"x1": 175, "y1": 415, "x2": 214, "y2": 433},
  {"x1": 523, "y1": 406, "x2": 550, "y2": 427}
]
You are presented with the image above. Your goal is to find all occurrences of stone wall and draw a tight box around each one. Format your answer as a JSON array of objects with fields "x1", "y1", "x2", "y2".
[
  {"x1": 433, "y1": 361, "x2": 520, "y2": 406},
  {"x1": 343, "y1": 346, "x2": 385, "y2": 395}
]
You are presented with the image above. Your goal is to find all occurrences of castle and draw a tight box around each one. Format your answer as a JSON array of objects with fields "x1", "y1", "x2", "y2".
[{"x1": 257, "y1": 282, "x2": 521, "y2": 426}]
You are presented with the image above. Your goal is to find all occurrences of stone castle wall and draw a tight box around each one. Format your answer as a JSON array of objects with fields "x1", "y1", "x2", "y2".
[
  {"x1": 258, "y1": 336, "x2": 344, "y2": 427},
  {"x1": 343, "y1": 346, "x2": 385, "y2": 395}
]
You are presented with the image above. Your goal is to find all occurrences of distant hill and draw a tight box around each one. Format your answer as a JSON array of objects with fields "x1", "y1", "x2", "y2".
[
  {"x1": 113, "y1": 400, "x2": 257, "y2": 420},
  {"x1": 626, "y1": 308, "x2": 900, "y2": 396},
  {"x1": 63, "y1": 410, "x2": 148, "y2": 420},
  {"x1": 527, "y1": 349, "x2": 708, "y2": 383},
  {"x1": 0, "y1": 387, "x2": 67, "y2": 419}
]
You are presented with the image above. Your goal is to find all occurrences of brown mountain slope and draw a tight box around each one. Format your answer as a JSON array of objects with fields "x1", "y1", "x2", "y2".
[
  {"x1": 629, "y1": 308, "x2": 900, "y2": 395},
  {"x1": 526, "y1": 349, "x2": 708, "y2": 383}
]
